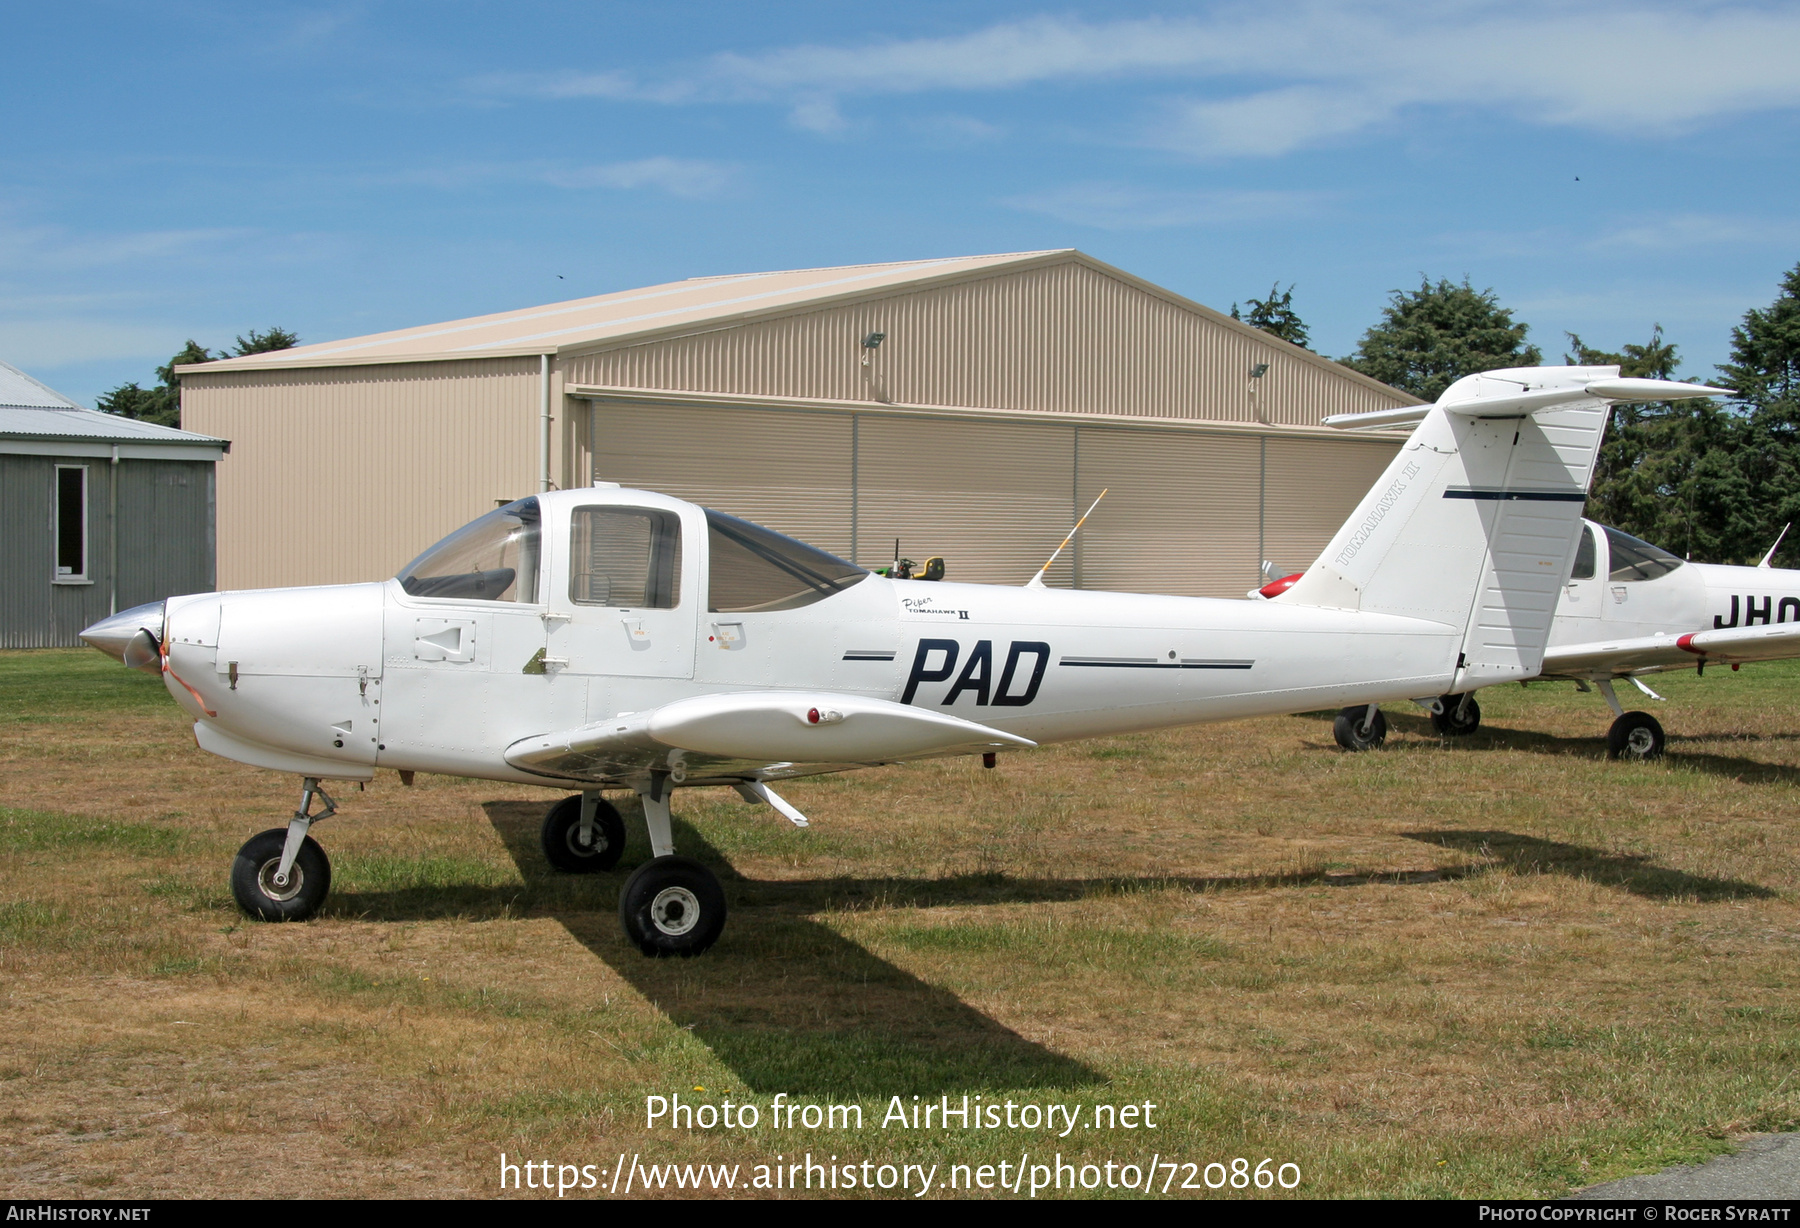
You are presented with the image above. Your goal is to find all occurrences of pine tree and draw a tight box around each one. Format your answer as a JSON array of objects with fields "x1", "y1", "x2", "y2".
[
  {"x1": 1345, "y1": 277, "x2": 1539, "y2": 401},
  {"x1": 98, "y1": 328, "x2": 297, "y2": 429},
  {"x1": 1231, "y1": 283, "x2": 1310, "y2": 349}
]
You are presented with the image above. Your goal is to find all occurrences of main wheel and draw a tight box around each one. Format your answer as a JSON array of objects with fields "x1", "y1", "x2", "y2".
[
  {"x1": 230, "y1": 828, "x2": 331, "y2": 922},
  {"x1": 541, "y1": 794, "x2": 626, "y2": 872},
  {"x1": 1607, "y1": 711, "x2": 1666, "y2": 761},
  {"x1": 1333, "y1": 705, "x2": 1388, "y2": 751},
  {"x1": 619, "y1": 856, "x2": 727, "y2": 957},
  {"x1": 1431, "y1": 693, "x2": 1482, "y2": 737}
]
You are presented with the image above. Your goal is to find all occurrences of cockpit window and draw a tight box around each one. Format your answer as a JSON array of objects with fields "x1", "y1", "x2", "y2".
[
  {"x1": 705, "y1": 509, "x2": 867, "y2": 613},
  {"x1": 397, "y1": 498, "x2": 541, "y2": 602},
  {"x1": 1571, "y1": 524, "x2": 1597, "y2": 580},
  {"x1": 1604, "y1": 525, "x2": 1683, "y2": 582},
  {"x1": 570, "y1": 507, "x2": 682, "y2": 608}
]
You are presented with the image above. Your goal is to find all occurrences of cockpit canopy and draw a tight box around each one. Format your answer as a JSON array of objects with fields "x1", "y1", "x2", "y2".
[
  {"x1": 398, "y1": 497, "x2": 541, "y2": 601},
  {"x1": 395, "y1": 496, "x2": 867, "y2": 613},
  {"x1": 1571, "y1": 522, "x2": 1684, "y2": 583}
]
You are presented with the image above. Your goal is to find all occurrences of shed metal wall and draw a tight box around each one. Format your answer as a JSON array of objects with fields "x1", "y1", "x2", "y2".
[
  {"x1": 1, "y1": 454, "x2": 215, "y2": 647},
  {"x1": 181, "y1": 358, "x2": 540, "y2": 590},
  {"x1": 587, "y1": 400, "x2": 1400, "y2": 597},
  {"x1": 564, "y1": 261, "x2": 1408, "y2": 427}
]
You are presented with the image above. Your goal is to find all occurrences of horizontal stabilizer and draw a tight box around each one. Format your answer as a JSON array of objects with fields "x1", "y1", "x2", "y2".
[
  {"x1": 1542, "y1": 623, "x2": 1800, "y2": 678},
  {"x1": 1324, "y1": 368, "x2": 1731, "y2": 430},
  {"x1": 505, "y1": 690, "x2": 1033, "y2": 782}
]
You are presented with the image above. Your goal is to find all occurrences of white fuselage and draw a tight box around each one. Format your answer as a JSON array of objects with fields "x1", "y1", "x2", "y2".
[
  {"x1": 1547, "y1": 520, "x2": 1800, "y2": 663},
  {"x1": 158, "y1": 489, "x2": 1470, "y2": 787}
]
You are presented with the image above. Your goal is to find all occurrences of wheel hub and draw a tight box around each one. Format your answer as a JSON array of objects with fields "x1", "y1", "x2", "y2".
[
  {"x1": 649, "y1": 886, "x2": 701, "y2": 936},
  {"x1": 257, "y1": 859, "x2": 305, "y2": 902},
  {"x1": 1627, "y1": 727, "x2": 1656, "y2": 755}
]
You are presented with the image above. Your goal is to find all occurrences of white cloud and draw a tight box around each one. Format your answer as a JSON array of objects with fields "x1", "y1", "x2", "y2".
[
  {"x1": 484, "y1": 5, "x2": 1800, "y2": 155},
  {"x1": 1591, "y1": 214, "x2": 1799, "y2": 250},
  {"x1": 1003, "y1": 182, "x2": 1329, "y2": 229},
  {"x1": 0, "y1": 220, "x2": 254, "y2": 272},
  {"x1": 542, "y1": 157, "x2": 737, "y2": 198},
  {"x1": 788, "y1": 97, "x2": 851, "y2": 135}
]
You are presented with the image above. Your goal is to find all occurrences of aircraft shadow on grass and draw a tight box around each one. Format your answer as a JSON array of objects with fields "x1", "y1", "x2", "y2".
[
  {"x1": 1301, "y1": 708, "x2": 1800, "y2": 787},
  {"x1": 1403, "y1": 829, "x2": 1775, "y2": 901}
]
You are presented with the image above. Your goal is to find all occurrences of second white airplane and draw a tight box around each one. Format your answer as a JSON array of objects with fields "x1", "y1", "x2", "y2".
[{"x1": 80, "y1": 365, "x2": 1722, "y2": 956}]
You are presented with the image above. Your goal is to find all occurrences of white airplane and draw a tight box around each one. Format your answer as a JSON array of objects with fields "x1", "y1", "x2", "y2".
[
  {"x1": 80, "y1": 365, "x2": 1724, "y2": 957},
  {"x1": 1253, "y1": 372, "x2": 1800, "y2": 762}
]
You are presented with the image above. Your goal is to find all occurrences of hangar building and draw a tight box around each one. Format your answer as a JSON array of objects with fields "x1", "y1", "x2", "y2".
[
  {"x1": 1, "y1": 360, "x2": 227, "y2": 648},
  {"x1": 178, "y1": 250, "x2": 1417, "y2": 596}
]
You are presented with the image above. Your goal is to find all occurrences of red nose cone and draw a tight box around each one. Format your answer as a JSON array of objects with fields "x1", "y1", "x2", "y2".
[
  {"x1": 807, "y1": 707, "x2": 821, "y2": 724},
  {"x1": 1259, "y1": 572, "x2": 1304, "y2": 598}
]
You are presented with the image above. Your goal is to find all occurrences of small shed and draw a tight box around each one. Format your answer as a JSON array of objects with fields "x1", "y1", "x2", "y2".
[{"x1": 1, "y1": 361, "x2": 228, "y2": 647}]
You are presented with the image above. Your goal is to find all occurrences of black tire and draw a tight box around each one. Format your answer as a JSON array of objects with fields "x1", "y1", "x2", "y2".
[
  {"x1": 541, "y1": 794, "x2": 626, "y2": 873},
  {"x1": 618, "y1": 856, "x2": 727, "y2": 957},
  {"x1": 1333, "y1": 705, "x2": 1388, "y2": 751},
  {"x1": 1431, "y1": 693, "x2": 1482, "y2": 737},
  {"x1": 230, "y1": 828, "x2": 331, "y2": 922},
  {"x1": 1607, "y1": 711, "x2": 1666, "y2": 761}
]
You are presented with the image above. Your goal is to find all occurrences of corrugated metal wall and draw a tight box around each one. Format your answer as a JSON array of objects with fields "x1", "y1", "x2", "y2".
[
  {"x1": 1, "y1": 455, "x2": 215, "y2": 648},
  {"x1": 588, "y1": 401, "x2": 1401, "y2": 597},
  {"x1": 182, "y1": 358, "x2": 539, "y2": 590},
  {"x1": 564, "y1": 261, "x2": 1407, "y2": 426}
]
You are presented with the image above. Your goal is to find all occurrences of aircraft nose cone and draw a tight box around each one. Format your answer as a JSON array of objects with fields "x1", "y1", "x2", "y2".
[{"x1": 80, "y1": 601, "x2": 166, "y2": 674}]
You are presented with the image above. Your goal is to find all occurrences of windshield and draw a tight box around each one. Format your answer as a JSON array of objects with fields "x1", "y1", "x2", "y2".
[
  {"x1": 1604, "y1": 525, "x2": 1683, "y2": 582},
  {"x1": 705, "y1": 509, "x2": 867, "y2": 613},
  {"x1": 1572, "y1": 524, "x2": 1597, "y2": 580},
  {"x1": 397, "y1": 498, "x2": 541, "y2": 602}
]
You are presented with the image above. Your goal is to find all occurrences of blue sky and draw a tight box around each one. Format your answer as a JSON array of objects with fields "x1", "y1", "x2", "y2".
[{"x1": 4, "y1": 1, "x2": 1798, "y2": 406}]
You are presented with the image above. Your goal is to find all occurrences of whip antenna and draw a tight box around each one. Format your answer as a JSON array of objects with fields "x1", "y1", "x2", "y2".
[{"x1": 1026, "y1": 489, "x2": 1107, "y2": 588}]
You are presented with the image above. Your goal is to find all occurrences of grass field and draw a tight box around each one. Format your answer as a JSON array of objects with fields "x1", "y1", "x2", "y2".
[{"x1": 3, "y1": 647, "x2": 1799, "y2": 1199}]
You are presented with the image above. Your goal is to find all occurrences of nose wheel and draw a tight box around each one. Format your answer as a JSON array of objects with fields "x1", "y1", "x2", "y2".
[{"x1": 230, "y1": 777, "x2": 337, "y2": 921}]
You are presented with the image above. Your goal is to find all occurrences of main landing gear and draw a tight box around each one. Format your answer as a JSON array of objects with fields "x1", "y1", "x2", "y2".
[
  {"x1": 1333, "y1": 704, "x2": 1387, "y2": 751},
  {"x1": 1430, "y1": 692, "x2": 1482, "y2": 737},
  {"x1": 1594, "y1": 678, "x2": 1666, "y2": 761},
  {"x1": 227, "y1": 772, "x2": 765, "y2": 957},
  {"x1": 545, "y1": 773, "x2": 728, "y2": 958}
]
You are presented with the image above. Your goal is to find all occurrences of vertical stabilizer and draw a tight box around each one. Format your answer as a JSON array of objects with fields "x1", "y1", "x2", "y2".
[{"x1": 1279, "y1": 367, "x2": 1618, "y2": 689}]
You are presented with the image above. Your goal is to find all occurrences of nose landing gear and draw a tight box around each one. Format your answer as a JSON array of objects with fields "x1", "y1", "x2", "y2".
[{"x1": 230, "y1": 777, "x2": 337, "y2": 921}]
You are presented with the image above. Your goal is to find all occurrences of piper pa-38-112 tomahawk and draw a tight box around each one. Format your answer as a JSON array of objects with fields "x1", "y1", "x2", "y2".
[
  {"x1": 1249, "y1": 369, "x2": 1794, "y2": 762},
  {"x1": 80, "y1": 364, "x2": 1725, "y2": 957}
]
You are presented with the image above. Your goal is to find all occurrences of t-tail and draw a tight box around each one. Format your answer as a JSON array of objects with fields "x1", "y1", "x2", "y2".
[{"x1": 1287, "y1": 366, "x2": 1730, "y2": 693}]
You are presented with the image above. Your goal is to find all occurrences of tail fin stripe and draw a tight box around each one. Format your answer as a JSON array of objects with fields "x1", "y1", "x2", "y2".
[{"x1": 1443, "y1": 488, "x2": 1588, "y2": 502}]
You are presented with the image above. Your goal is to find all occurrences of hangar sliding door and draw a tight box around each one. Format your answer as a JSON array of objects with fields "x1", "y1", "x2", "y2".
[
  {"x1": 1074, "y1": 428, "x2": 1261, "y2": 598},
  {"x1": 1261, "y1": 435, "x2": 1400, "y2": 581},
  {"x1": 591, "y1": 403, "x2": 854, "y2": 559},
  {"x1": 855, "y1": 416, "x2": 1076, "y2": 585}
]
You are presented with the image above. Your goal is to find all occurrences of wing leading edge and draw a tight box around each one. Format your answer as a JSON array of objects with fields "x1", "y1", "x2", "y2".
[{"x1": 1541, "y1": 623, "x2": 1800, "y2": 679}]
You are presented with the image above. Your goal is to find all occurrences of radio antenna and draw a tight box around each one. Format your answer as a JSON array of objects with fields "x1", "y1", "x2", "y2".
[{"x1": 1027, "y1": 489, "x2": 1107, "y2": 588}]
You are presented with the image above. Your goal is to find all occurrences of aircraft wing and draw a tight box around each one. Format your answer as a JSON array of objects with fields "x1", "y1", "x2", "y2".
[
  {"x1": 1540, "y1": 623, "x2": 1800, "y2": 679},
  {"x1": 504, "y1": 690, "x2": 1034, "y2": 784}
]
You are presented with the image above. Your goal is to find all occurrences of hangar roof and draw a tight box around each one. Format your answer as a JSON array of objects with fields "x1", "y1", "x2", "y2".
[
  {"x1": 0, "y1": 360, "x2": 227, "y2": 450},
  {"x1": 176, "y1": 250, "x2": 1094, "y2": 372}
]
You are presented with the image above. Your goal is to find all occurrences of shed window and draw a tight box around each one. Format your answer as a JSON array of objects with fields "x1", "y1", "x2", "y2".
[
  {"x1": 705, "y1": 509, "x2": 866, "y2": 613},
  {"x1": 569, "y1": 507, "x2": 682, "y2": 608},
  {"x1": 55, "y1": 466, "x2": 87, "y2": 581},
  {"x1": 397, "y1": 497, "x2": 541, "y2": 602}
]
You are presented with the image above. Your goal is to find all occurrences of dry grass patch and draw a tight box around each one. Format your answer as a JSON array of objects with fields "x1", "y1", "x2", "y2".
[{"x1": 2, "y1": 649, "x2": 1798, "y2": 1197}]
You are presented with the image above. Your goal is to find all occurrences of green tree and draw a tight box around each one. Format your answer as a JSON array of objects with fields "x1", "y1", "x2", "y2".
[
  {"x1": 1231, "y1": 283, "x2": 1310, "y2": 349},
  {"x1": 1345, "y1": 277, "x2": 1540, "y2": 401},
  {"x1": 1720, "y1": 262, "x2": 1800, "y2": 565},
  {"x1": 98, "y1": 328, "x2": 297, "y2": 429}
]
